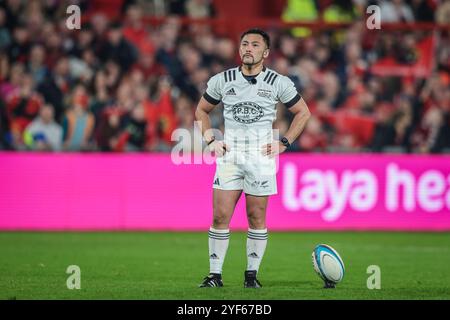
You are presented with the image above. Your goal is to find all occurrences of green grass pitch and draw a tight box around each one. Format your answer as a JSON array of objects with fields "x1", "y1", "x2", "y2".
[{"x1": 0, "y1": 232, "x2": 449, "y2": 300}]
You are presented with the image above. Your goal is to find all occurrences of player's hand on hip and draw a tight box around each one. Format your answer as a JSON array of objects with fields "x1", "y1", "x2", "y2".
[
  {"x1": 209, "y1": 140, "x2": 230, "y2": 157},
  {"x1": 262, "y1": 141, "x2": 287, "y2": 158}
]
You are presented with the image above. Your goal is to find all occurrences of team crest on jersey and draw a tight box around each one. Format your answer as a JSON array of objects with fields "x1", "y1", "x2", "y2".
[{"x1": 232, "y1": 102, "x2": 264, "y2": 124}]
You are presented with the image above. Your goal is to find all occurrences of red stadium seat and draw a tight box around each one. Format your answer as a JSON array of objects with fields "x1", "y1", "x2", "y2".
[{"x1": 326, "y1": 112, "x2": 376, "y2": 147}]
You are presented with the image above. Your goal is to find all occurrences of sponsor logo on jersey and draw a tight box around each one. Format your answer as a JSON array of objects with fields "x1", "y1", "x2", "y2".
[
  {"x1": 225, "y1": 88, "x2": 236, "y2": 95},
  {"x1": 232, "y1": 102, "x2": 264, "y2": 124},
  {"x1": 257, "y1": 89, "x2": 272, "y2": 99}
]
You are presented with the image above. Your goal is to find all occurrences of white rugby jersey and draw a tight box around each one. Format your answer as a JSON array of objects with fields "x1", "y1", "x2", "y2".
[{"x1": 203, "y1": 66, "x2": 301, "y2": 149}]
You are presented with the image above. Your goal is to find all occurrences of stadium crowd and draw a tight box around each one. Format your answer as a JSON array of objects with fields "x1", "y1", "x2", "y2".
[{"x1": 0, "y1": 0, "x2": 449, "y2": 153}]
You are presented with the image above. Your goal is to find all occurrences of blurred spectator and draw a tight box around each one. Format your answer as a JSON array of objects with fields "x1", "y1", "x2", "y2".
[
  {"x1": 1, "y1": 61, "x2": 23, "y2": 100},
  {"x1": 278, "y1": 33, "x2": 299, "y2": 64},
  {"x1": 323, "y1": 0, "x2": 359, "y2": 23},
  {"x1": 95, "y1": 108, "x2": 122, "y2": 152},
  {"x1": 168, "y1": 0, "x2": 188, "y2": 15},
  {"x1": 90, "y1": 69, "x2": 112, "y2": 122},
  {"x1": 370, "y1": 103, "x2": 397, "y2": 152},
  {"x1": 88, "y1": 13, "x2": 109, "y2": 59},
  {"x1": 193, "y1": 31, "x2": 215, "y2": 66},
  {"x1": 380, "y1": 0, "x2": 415, "y2": 23},
  {"x1": 282, "y1": 0, "x2": 319, "y2": 38},
  {"x1": 172, "y1": 94, "x2": 203, "y2": 153},
  {"x1": 43, "y1": 24, "x2": 64, "y2": 69},
  {"x1": 27, "y1": 44, "x2": 48, "y2": 85},
  {"x1": 23, "y1": 0, "x2": 45, "y2": 40},
  {"x1": 273, "y1": 56, "x2": 302, "y2": 90},
  {"x1": 214, "y1": 37, "x2": 237, "y2": 69},
  {"x1": 394, "y1": 33, "x2": 418, "y2": 64},
  {"x1": 0, "y1": 0, "x2": 23, "y2": 30},
  {"x1": 134, "y1": 83, "x2": 158, "y2": 148},
  {"x1": 335, "y1": 39, "x2": 367, "y2": 89},
  {"x1": 319, "y1": 72, "x2": 343, "y2": 109},
  {"x1": 71, "y1": 25, "x2": 95, "y2": 56},
  {"x1": 98, "y1": 22, "x2": 137, "y2": 72},
  {"x1": 62, "y1": 84, "x2": 95, "y2": 151},
  {"x1": 123, "y1": 4, "x2": 154, "y2": 55},
  {"x1": 132, "y1": 46, "x2": 166, "y2": 87},
  {"x1": 9, "y1": 22, "x2": 30, "y2": 63},
  {"x1": 436, "y1": 0, "x2": 450, "y2": 24},
  {"x1": 155, "y1": 18, "x2": 183, "y2": 86},
  {"x1": 174, "y1": 42, "x2": 204, "y2": 101},
  {"x1": 413, "y1": 107, "x2": 450, "y2": 153},
  {"x1": 37, "y1": 57, "x2": 72, "y2": 122},
  {"x1": 5, "y1": 73, "x2": 43, "y2": 149},
  {"x1": 185, "y1": 0, "x2": 215, "y2": 18},
  {"x1": 0, "y1": 7, "x2": 11, "y2": 49},
  {"x1": 23, "y1": 103, "x2": 62, "y2": 151},
  {"x1": 116, "y1": 104, "x2": 148, "y2": 152},
  {"x1": 410, "y1": 0, "x2": 435, "y2": 22},
  {"x1": 297, "y1": 115, "x2": 328, "y2": 152},
  {"x1": 0, "y1": 51, "x2": 8, "y2": 86},
  {"x1": 391, "y1": 95, "x2": 414, "y2": 150},
  {"x1": 429, "y1": 111, "x2": 450, "y2": 153},
  {"x1": 68, "y1": 48, "x2": 96, "y2": 84},
  {"x1": 0, "y1": 97, "x2": 12, "y2": 149},
  {"x1": 103, "y1": 60, "x2": 122, "y2": 93},
  {"x1": 155, "y1": 78, "x2": 177, "y2": 146},
  {"x1": 124, "y1": 0, "x2": 159, "y2": 16}
]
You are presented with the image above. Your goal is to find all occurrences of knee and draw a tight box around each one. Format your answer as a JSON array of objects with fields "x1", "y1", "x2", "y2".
[
  {"x1": 213, "y1": 215, "x2": 228, "y2": 228},
  {"x1": 247, "y1": 207, "x2": 266, "y2": 229},
  {"x1": 213, "y1": 208, "x2": 231, "y2": 228}
]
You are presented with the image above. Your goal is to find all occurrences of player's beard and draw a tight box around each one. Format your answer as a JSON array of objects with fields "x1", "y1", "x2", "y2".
[{"x1": 242, "y1": 54, "x2": 263, "y2": 67}]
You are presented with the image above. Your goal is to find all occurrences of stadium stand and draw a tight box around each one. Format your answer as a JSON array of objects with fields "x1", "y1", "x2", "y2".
[{"x1": 0, "y1": 0, "x2": 449, "y2": 153}]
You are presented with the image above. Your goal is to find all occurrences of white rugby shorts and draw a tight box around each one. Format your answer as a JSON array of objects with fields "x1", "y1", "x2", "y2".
[{"x1": 212, "y1": 149, "x2": 277, "y2": 196}]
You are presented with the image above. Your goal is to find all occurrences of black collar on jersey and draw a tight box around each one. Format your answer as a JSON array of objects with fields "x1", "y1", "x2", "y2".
[
  {"x1": 239, "y1": 65, "x2": 266, "y2": 85},
  {"x1": 238, "y1": 65, "x2": 266, "y2": 75}
]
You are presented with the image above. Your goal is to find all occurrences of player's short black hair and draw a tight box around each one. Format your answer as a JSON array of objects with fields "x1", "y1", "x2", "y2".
[{"x1": 240, "y1": 28, "x2": 270, "y2": 49}]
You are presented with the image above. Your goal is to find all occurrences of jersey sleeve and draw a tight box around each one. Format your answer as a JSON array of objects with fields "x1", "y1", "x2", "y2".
[
  {"x1": 277, "y1": 75, "x2": 302, "y2": 108},
  {"x1": 203, "y1": 73, "x2": 223, "y2": 105}
]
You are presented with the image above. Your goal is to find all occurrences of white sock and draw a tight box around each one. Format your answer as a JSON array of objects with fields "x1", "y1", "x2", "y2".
[
  {"x1": 246, "y1": 228, "x2": 268, "y2": 273},
  {"x1": 208, "y1": 227, "x2": 230, "y2": 274}
]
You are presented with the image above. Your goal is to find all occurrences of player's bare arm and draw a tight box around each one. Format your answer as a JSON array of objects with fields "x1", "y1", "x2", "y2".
[
  {"x1": 262, "y1": 98, "x2": 311, "y2": 157},
  {"x1": 194, "y1": 96, "x2": 229, "y2": 157}
]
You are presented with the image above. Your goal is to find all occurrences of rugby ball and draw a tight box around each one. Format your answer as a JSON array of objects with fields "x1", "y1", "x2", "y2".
[{"x1": 312, "y1": 244, "x2": 345, "y2": 285}]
